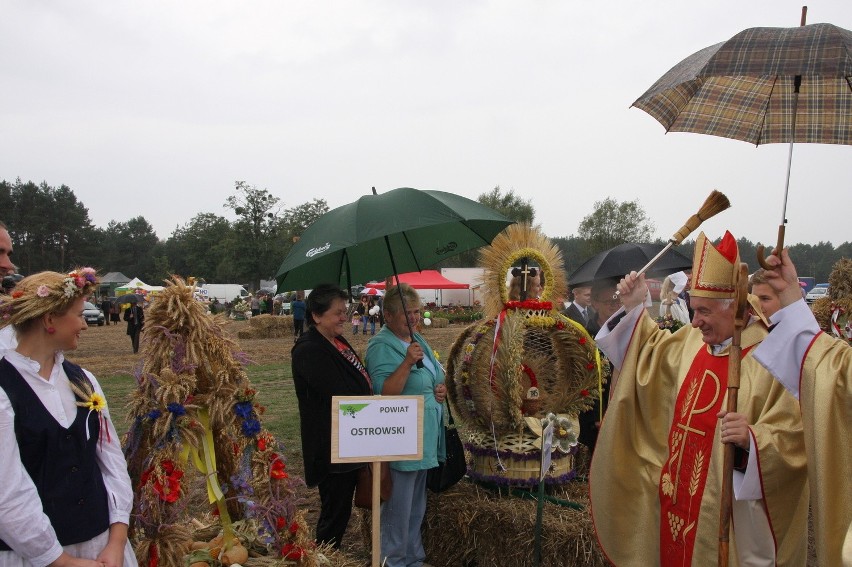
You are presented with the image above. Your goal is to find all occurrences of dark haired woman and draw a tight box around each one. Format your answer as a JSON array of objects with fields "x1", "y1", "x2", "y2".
[{"x1": 291, "y1": 284, "x2": 372, "y2": 549}]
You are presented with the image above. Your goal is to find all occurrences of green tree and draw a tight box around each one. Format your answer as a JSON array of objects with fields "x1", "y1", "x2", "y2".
[
  {"x1": 165, "y1": 213, "x2": 233, "y2": 280},
  {"x1": 224, "y1": 181, "x2": 281, "y2": 290},
  {"x1": 578, "y1": 198, "x2": 655, "y2": 256},
  {"x1": 1, "y1": 179, "x2": 100, "y2": 273},
  {"x1": 477, "y1": 186, "x2": 535, "y2": 224},
  {"x1": 99, "y1": 217, "x2": 161, "y2": 282},
  {"x1": 551, "y1": 235, "x2": 589, "y2": 282}
]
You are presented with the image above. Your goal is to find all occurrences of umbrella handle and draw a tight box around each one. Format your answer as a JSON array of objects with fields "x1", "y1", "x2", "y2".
[{"x1": 756, "y1": 225, "x2": 785, "y2": 270}]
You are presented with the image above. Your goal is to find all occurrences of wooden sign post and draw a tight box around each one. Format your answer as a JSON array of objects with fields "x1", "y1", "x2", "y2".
[{"x1": 332, "y1": 395, "x2": 424, "y2": 567}]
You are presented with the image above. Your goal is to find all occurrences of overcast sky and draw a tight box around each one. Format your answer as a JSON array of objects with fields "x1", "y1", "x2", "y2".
[{"x1": 2, "y1": 0, "x2": 850, "y2": 249}]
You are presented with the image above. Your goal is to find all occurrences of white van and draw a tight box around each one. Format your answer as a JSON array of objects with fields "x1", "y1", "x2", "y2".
[{"x1": 202, "y1": 284, "x2": 250, "y2": 303}]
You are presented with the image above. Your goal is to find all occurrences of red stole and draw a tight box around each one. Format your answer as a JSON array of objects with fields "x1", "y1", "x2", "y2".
[{"x1": 658, "y1": 345, "x2": 752, "y2": 566}]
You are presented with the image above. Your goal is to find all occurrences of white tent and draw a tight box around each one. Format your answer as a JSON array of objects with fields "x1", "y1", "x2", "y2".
[{"x1": 115, "y1": 277, "x2": 164, "y2": 294}]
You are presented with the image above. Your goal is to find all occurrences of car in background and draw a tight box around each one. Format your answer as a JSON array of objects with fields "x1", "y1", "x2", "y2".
[
  {"x1": 83, "y1": 301, "x2": 105, "y2": 326},
  {"x1": 805, "y1": 286, "x2": 829, "y2": 303}
]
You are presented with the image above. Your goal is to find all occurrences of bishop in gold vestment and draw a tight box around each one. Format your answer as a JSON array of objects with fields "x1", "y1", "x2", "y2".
[
  {"x1": 590, "y1": 232, "x2": 808, "y2": 566},
  {"x1": 752, "y1": 250, "x2": 852, "y2": 567}
]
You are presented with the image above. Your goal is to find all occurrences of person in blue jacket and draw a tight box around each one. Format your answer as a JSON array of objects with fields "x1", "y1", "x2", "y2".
[{"x1": 365, "y1": 283, "x2": 447, "y2": 567}]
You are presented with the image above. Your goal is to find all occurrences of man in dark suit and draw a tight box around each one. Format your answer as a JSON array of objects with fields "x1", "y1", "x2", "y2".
[
  {"x1": 123, "y1": 299, "x2": 145, "y2": 353},
  {"x1": 563, "y1": 284, "x2": 594, "y2": 325},
  {"x1": 578, "y1": 278, "x2": 621, "y2": 455}
]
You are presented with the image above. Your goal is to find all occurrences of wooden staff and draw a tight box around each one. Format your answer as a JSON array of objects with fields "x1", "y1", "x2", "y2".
[
  {"x1": 613, "y1": 190, "x2": 730, "y2": 298},
  {"x1": 718, "y1": 263, "x2": 750, "y2": 566}
]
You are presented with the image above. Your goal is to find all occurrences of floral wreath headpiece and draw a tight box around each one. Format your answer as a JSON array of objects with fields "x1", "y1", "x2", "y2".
[{"x1": 0, "y1": 267, "x2": 100, "y2": 326}]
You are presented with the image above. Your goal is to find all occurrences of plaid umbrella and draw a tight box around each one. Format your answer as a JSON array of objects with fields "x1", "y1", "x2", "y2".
[
  {"x1": 633, "y1": 22, "x2": 852, "y2": 145},
  {"x1": 633, "y1": 15, "x2": 852, "y2": 268}
]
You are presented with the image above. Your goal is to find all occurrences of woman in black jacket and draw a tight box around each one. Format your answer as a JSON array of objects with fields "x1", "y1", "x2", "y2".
[{"x1": 291, "y1": 284, "x2": 372, "y2": 549}]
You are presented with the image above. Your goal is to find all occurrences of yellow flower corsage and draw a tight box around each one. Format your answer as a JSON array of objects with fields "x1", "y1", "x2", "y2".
[{"x1": 83, "y1": 392, "x2": 106, "y2": 412}]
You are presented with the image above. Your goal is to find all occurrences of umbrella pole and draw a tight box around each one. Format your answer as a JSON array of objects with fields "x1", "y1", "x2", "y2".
[
  {"x1": 718, "y1": 264, "x2": 749, "y2": 567},
  {"x1": 383, "y1": 235, "x2": 425, "y2": 369},
  {"x1": 757, "y1": 7, "x2": 807, "y2": 269}
]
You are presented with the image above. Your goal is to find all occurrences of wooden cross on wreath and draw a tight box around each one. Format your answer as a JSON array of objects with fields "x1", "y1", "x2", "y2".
[{"x1": 512, "y1": 258, "x2": 538, "y2": 301}]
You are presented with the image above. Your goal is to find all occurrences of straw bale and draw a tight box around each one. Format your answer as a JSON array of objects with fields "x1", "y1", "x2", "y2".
[
  {"x1": 431, "y1": 317, "x2": 449, "y2": 328},
  {"x1": 249, "y1": 314, "x2": 293, "y2": 331},
  {"x1": 359, "y1": 480, "x2": 605, "y2": 566},
  {"x1": 238, "y1": 328, "x2": 265, "y2": 340}
]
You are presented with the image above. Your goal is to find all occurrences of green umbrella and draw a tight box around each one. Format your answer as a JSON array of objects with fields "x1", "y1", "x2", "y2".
[{"x1": 275, "y1": 187, "x2": 514, "y2": 293}]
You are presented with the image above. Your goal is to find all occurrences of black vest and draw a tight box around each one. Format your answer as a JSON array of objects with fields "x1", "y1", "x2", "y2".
[{"x1": 0, "y1": 358, "x2": 110, "y2": 550}]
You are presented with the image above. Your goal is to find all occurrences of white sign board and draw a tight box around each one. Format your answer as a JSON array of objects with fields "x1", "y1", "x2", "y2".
[{"x1": 331, "y1": 395, "x2": 423, "y2": 463}]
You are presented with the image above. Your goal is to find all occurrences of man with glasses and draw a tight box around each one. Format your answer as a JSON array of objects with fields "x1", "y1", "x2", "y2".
[{"x1": 578, "y1": 278, "x2": 620, "y2": 455}]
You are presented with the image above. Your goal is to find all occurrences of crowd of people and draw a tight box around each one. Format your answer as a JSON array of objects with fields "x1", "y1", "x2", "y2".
[{"x1": 2, "y1": 215, "x2": 850, "y2": 566}]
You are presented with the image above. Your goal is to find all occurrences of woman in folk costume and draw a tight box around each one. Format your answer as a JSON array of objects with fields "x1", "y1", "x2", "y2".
[
  {"x1": 752, "y1": 248, "x2": 852, "y2": 566},
  {"x1": 0, "y1": 269, "x2": 136, "y2": 567},
  {"x1": 590, "y1": 232, "x2": 808, "y2": 566}
]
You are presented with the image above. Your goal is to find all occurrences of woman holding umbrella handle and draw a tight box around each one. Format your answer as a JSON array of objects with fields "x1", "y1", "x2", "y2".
[{"x1": 365, "y1": 283, "x2": 446, "y2": 567}]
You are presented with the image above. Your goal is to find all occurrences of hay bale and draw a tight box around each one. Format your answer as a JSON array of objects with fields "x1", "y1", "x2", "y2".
[
  {"x1": 244, "y1": 315, "x2": 293, "y2": 338},
  {"x1": 237, "y1": 328, "x2": 265, "y2": 340},
  {"x1": 359, "y1": 480, "x2": 605, "y2": 566},
  {"x1": 431, "y1": 317, "x2": 449, "y2": 329}
]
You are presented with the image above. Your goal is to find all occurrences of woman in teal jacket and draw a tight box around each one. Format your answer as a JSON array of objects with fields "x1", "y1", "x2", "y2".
[{"x1": 365, "y1": 283, "x2": 446, "y2": 567}]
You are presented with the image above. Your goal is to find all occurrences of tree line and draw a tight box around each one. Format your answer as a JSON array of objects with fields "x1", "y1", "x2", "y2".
[{"x1": 2, "y1": 179, "x2": 849, "y2": 288}]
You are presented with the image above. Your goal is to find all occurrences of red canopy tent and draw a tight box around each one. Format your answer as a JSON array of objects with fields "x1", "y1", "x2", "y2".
[{"x1": 370, "y1": 270, "x2": 469, "y2": 290}]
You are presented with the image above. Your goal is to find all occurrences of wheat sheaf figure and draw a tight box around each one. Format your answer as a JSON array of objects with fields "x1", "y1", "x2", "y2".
[{"x1": 123, "y1": 277, "x2": 313, "y2": 567}]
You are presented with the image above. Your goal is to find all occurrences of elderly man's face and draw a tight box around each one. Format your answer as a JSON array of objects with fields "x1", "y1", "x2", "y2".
[
  {"x1": 690, "y1": 296, "x2": 735, "y2": 345},
  {"x1": 0, "y1": 229, "x2": 13, "y2": 275}
]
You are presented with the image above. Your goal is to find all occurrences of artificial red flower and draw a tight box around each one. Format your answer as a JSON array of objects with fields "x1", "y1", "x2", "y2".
[
  {"x1": 276, "y1": 516, "x2": 286, "y2": 530},
  {"x1": 140, "y1": 460, "x2": 184, "y2": 503},
  {"x1": 289, "y1": 521, "x2": 299, "y2": 535},
  {"x1": 281, "y1": 543, "x2": 305, "y2": 560},
  {"x1": 555, "y1": 321, "x2": 565, "y2": 330},
  {"x1": 579, "y1": 337, "x2": 587, "y2": 344},
  {"x1": 586, "y1": 362, "x2": 595, "y2": 370},
  {"x1": 258, "y1": 437, "x2": 268, "y2": 451},
  {"x1": 11, "y1": 290, "x2": 23, "y2": 298},
  {"x1": 270, "y1": 456, "x2": 288, "y2": 479},
  {"x1": 581, "y1": 389, "x2": 590, "y2": 397}
]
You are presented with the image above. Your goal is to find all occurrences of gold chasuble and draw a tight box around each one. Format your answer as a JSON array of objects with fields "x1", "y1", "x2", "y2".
[
  {"x1": 799, "y1": 333, "x2": 852, "y2": 566},
  {"x1": 590, "y1": 313, "x2": 808, "y2": 566}
]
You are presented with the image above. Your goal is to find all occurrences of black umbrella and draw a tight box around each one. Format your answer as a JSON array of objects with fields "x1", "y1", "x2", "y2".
[
  {"x1": 568, "y1": 243, "x2": 692, "y2": 287},
  {"x1": 114, "y1": 293, "x2": 142, "y2": 305}
]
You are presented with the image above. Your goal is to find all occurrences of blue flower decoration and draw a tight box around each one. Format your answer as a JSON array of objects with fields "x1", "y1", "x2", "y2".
[
  {"x1": 147, "y1": 409, "x2": 162, "y2": 420},
  {"x1": 234, "y1": 401, "x2": 254, "y2": 419},
  {"x1": 241, "y1": 418, "x2": 261, "y2": 437},
  {"x1": 166, "y1": 402, "x2": 186, "y2": 416}
]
